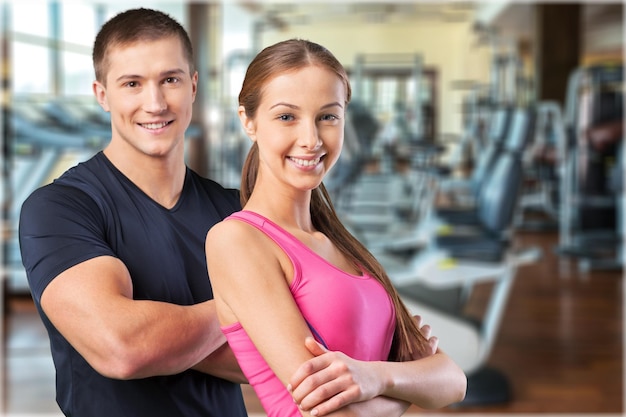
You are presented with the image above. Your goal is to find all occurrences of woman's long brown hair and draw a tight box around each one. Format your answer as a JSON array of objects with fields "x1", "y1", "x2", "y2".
[{"x1": 239, "y1": 39, "x2": 431, "y2": 361}]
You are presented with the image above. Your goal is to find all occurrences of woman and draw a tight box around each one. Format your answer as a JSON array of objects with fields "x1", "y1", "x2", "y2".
[{"x1": 206, "y1": 39, "x2": 466, "y2": 417}]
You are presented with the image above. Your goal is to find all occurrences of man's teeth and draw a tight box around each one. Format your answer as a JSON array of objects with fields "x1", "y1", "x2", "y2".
[
  {"x1": 142, "y1": 122, "x2": 169, "y2": 129},
  {"x1": 290, "y1": 157, "x2": 321, "y2": 167}
]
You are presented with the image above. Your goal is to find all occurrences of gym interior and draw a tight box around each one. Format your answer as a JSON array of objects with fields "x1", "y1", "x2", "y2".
[{"x1": 1, "y1": 1, "x2": 623, "y2": 415}]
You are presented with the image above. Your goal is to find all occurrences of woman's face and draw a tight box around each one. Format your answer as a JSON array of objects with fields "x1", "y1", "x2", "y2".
[{"x1": 240, "y1": 65, "x2": 347, "y2": 194}]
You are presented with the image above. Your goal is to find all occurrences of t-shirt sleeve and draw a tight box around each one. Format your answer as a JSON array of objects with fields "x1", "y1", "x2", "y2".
[
  {"x1": 215, "y1": 184, "x2": 241, "y2": 213},
  {"x1": 18, "y1": 184, "x2": 116, "y2": 302}
]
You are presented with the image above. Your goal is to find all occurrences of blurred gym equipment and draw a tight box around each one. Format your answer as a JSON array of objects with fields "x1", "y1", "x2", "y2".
[{"x1": 555, "y1": 64, "x2": 623, "y2": 271}]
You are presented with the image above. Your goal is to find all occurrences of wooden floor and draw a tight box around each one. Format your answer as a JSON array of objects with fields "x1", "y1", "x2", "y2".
[{"x1": 2, "y1": 230, "x2": 623, "y2": 416}]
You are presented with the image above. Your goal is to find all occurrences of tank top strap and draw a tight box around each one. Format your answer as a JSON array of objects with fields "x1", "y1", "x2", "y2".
[{"x1": 226, "y1": 210, "x2": 303, "y2": 265}]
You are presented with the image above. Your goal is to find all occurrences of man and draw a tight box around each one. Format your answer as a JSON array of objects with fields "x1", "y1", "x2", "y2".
[{"x1": 19, "y1": 8, "x2": 246, "y2": 416}]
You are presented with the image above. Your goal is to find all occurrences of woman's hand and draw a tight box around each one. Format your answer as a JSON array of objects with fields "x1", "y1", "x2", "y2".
[
  {"x1": 288, "y1": 337, "x2": 384, "y2": 416},
  {"x1": 288, "y1": 315, "x2": 440, "y2": 415}
]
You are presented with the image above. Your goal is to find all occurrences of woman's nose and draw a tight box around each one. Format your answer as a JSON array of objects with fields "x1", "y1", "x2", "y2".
[{"x1": 299, "y1": 121, "x2": 322, "y2": 150}]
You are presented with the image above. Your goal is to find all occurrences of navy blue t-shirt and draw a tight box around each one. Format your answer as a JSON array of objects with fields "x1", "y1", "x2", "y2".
[{"x1": 19, "y1": 152, "x2": 246, "y2": 417}]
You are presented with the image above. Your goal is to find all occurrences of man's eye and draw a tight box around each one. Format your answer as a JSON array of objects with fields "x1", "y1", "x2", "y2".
[{"x1": 165, "y1": 77, "x2": 180, "y2": 84}]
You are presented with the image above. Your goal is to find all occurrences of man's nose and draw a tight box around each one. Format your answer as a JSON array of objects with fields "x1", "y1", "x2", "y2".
[{"x1": 144, "y1": 84, "x2": 167, "y2": 113}]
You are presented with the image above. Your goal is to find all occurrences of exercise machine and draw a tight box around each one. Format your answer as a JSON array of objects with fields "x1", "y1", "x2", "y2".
[{"x1": 555, "y1": 64, "x2": 623, "y2": 271}]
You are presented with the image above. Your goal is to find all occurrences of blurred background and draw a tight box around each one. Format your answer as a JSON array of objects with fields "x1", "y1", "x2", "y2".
[{"x1": 0, "y1": 1, "x2": 623, "y2": 415}]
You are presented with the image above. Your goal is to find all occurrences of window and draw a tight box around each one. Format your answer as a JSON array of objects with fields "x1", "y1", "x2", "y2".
[
  {"x1": 10, "y1": 2, "x2": 187, "y2": 97},
  {"x1": 62, "y1": 50, "x2": 93, "y2": 96},
  {"x1": 12, "y1": 42, "x2": 51, "y2": 95},
  {"x1": 12, "y1": 2, "x2": 49, "y2": 37},
  {"x1": 61, "y1": 4, "x2": 96, "y2": 46}
]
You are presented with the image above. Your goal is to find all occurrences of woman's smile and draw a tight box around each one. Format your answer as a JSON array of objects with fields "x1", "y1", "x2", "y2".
[{"x1": 288, "y1": 155, "x2": 325, "y2": 169}]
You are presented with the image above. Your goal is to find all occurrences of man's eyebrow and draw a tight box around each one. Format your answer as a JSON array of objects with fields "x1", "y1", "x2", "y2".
[
  {"x1": 161, "y1": 68, "x2": 187, "y2": 77},
  {"x1": 115, "y1": 68, "x2": 187, "y2": 83}
]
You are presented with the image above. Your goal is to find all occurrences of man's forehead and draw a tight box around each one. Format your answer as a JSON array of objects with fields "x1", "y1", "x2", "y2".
[
  {"x1": 106, "y1": 39, "x2": 186, "y2": 67},
  {"x1": 106, "y1": 36, "x2": 184, "y2": 56}
]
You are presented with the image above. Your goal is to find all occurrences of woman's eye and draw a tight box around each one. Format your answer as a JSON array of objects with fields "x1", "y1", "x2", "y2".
[
  {"x1": 279, "y1": 114, "x2": 294, "y2": 121},
  {"x1": 321, "y1": 114, "x2": 338, "y2": 121}
]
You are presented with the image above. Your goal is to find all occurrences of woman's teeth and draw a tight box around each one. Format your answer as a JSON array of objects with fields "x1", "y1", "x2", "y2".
[{"x1": 290, "y1": 157, "x2": 321, "y2": 167}]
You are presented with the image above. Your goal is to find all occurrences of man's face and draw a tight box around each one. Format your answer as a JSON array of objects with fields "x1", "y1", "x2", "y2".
[{"x1": 93, "y1": 36, "x2": 197, "y2": 159}]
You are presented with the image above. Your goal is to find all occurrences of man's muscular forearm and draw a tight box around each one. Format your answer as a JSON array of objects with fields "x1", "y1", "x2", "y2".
[{"x1": 192, "y1": 342, "x2": 247, "y2": 384}]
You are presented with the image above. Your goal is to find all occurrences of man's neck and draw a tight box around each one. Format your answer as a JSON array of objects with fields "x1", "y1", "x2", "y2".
[{"x1": 103, "y1": 146, "x2": 186, "y2": 209}]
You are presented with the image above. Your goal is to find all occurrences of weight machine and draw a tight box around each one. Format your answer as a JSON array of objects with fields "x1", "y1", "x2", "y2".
[{"x1": 555, "y1": 64, "x2": 623, "y2": 271}]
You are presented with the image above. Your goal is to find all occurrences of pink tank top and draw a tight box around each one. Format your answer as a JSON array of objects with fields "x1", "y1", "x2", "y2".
[{"x1": 220, "y1": 211, "x2": 395, "y2": 417}]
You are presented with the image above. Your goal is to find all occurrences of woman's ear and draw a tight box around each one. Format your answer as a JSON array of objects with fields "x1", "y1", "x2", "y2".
[{"x1": 238, "y1": 105, "x2": 256, "y2": 140}]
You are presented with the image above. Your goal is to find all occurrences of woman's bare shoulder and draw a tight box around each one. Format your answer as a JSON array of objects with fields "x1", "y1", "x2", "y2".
[{"x1": 206, "y1": 215, "x2": 275, "y2": 260}]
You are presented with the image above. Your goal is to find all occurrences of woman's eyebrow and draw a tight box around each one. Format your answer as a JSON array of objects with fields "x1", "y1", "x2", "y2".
[{"x1": 269, "y1": 102, "x2": 344, "y2": 110}]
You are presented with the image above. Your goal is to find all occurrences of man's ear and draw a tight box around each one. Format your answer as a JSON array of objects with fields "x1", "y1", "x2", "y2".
[
  {"x1": 93, "y1": 81, "x2": 110, "y2": 112},
  {"x1": 191, "y1": 71, "x2": 198, "y2": 103},
  {"x1": 238, "y1": 105, "x2": 256, "y2": 140}
]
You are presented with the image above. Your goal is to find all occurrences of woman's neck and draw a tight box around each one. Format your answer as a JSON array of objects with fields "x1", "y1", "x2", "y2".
[{"x1": 245, "y1": 186, "x2": 314, "y2": 232}]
